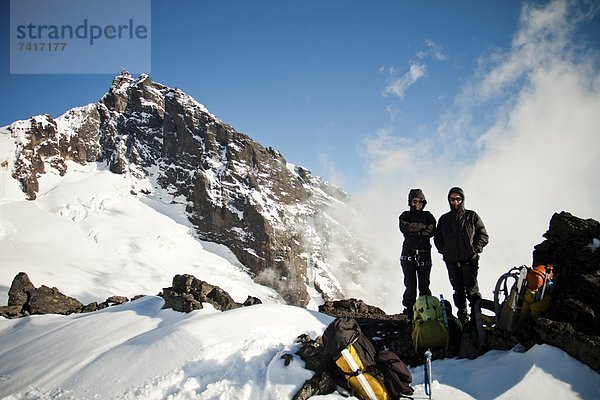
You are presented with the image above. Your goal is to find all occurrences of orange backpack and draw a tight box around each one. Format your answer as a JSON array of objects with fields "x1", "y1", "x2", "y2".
[{"x1": 526, "y1": 265, "x2": 553, "y2": 291}]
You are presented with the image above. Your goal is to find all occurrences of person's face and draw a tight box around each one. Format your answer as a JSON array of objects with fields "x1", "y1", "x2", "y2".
[
  {"x1": 449, "y1": 193, "x2": 463, "y2": 210},
  {"x1": 411, "y1": 198, "x2": 424, "y2": 211}
]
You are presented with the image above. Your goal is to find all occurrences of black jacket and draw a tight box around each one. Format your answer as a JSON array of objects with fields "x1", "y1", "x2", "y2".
[
  {"x1": 399, "y1": 188, "x2": 436, "y2": 256},
  {"x1": 434, "y1": 188, "x2": 489, "y2": 262},
  {"x1": 399, "y1": 209, "x2": 436, "y2": 255}
]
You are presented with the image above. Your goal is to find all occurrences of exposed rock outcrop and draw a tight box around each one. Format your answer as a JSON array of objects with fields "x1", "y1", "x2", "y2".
[
  {"x1": 0, "y1": 272, "x2": 259, "y2": 319},
  {"x1": 2, "y1": 272, "x2": 84, "y2": 316},
  {"x1": 7, "y1": 271, "x2": 35, "y2": 307},
  {"x1": 160, "y1": 273, "x2": 261, "y2": 312},
  {"x1": 0, "y1": 272, "x2": 136, "y2": 318},
  {"x1": 527, "y1": 211, "x2": 600, "y2": 372},
  {"x1": 318, "y1": 298, "x2": 390, "y2": 319}
]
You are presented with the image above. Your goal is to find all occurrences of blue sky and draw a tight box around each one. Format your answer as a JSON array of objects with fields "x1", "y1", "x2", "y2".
[
  {"x1": 2, "y1": 4, "x2": 600, "y2": 207},
  {"x1": 2, "y1": 0, "x2": 529, "y2": 190}
]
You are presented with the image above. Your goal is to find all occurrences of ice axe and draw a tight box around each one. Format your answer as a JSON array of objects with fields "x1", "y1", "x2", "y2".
[{"x1": 424, "y1": 349, "x2": 432, "y2": 400}]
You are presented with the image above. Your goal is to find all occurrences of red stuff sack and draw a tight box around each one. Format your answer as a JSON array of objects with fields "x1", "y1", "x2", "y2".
[{"x1": 526, "y1": 265, "x2": 553, "y2": 291}]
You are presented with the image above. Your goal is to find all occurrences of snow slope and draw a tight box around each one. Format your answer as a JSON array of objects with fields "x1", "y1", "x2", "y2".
[
  {"x1": 0, "y1": 154, "x2": 281, "y2": 306},
  {"x1": 1, "y1": 297, "x2": 599, "y2": 399},
  {"x1": 0, "y1": 299, "x2": 326, "y2": 399}
]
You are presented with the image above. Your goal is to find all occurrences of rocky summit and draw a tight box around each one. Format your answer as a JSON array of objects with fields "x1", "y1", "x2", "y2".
[{"x1": 1, "y1": 71, "x2": 369, "y2": 306}]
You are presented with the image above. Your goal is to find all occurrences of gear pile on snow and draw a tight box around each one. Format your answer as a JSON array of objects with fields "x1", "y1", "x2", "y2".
[{"x1": 294, "y1": 212, "x2": 600, "y2": 399}]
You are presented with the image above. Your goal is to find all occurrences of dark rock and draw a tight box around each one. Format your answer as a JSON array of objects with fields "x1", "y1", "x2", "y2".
[
  {"x1": 292, "y1": 369, "x2": 337, "y2": 400},
  {"x1": 457, "y1": 326, "x2": 486, "y2": 359},
  {"x1": 162, "y1": 291, "x2": 203, "y2": 313},
  {"x1": 28, "y1": 285, "x2": 84, "y2": 315},
  {"x1": 105, "y1": 296, "x2": 129, "y2": 306},
  {"x1": 0, "y1": 305, "x2": 23, "y2": 319},
  {"x1": 206, "y1": 286, "x2": 239, "y2": 311},
  {"x1": 243, "y1": 296, "x2": 262, "y2": 306},
  {"x1": 528, "y1": 212, "x2": 600, "y2": 372},
  {"x1": 318, "y1": 298, "x2": 390, "y2": 319},
  {"x1": 7, "y1": 272, "x2": 35, "y2": 307},
  {"x1": 82, "y1": 302, "x2": 99, "y2": 313},
  {"x1": 9, "y1": 109, "x2": 100, "y2": 200},
  {"x1": 5, "y1": 273, "x2": 83, "y2": 316},
  {"x1": 1, "y1": 273, "x2": 138, "y2": 318},
  {"x1": 281, "y1": 353, "x2": 294, "y2": 366},
  {"x1": 533, "y1": 317, "x2": 600, "y2": 373},
  {"x1": 161, "y1": 274, "x2": 247, "y2": 313}
]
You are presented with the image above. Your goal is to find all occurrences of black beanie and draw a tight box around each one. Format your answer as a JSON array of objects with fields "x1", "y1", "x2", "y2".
[
  {"x1": 408, "y1": 188, "x2": 427, "y2": 207},
  {"x1": 447, "y1": 187, "x2": 465, "y2": 202}
]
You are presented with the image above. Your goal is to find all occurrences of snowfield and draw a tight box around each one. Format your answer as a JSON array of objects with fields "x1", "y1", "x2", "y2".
[
  {"x1": 0, "y1": 299, "x2": 327, "y2": 399},
  {"x1": 1, "y1": 297, "x2": 599, "y2": 399}
]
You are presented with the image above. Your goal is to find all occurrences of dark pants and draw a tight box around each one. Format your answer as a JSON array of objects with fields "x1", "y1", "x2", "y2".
[
  {"x1": 445, "y1": 258, "x2": 482, "y2": 316},
  {"x1": 401, "y1": 252, "x2": 432, "y2": 311}
]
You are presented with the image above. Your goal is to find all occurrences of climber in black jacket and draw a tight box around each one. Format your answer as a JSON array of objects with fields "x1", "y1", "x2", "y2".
[
  {"x1": 434, "y1": 187, "x2": 489, "y2": 323},
  {"x1": 399, "y1": 189, "x2": 436, "y2": 320}
]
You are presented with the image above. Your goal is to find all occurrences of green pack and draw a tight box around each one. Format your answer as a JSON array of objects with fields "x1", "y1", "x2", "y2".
[{"x1": 411, "y1": 295, "x2": 449, "y2": 351}]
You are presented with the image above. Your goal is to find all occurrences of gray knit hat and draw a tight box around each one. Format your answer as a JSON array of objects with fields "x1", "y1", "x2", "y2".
[{"x1": 408, "y1": 188, "x2": 427, "y2": 207}]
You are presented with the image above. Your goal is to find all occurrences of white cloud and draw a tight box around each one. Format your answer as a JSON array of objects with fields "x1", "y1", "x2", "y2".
[
  {"x1": 417, "y1": 39, "x2": 447, "y2": 61},
  {"x1": 382, "y1": 40, "x2": 446, "y2": 101},
  {"x1": 354, "y1": 0, "x2": 600, "y2": 312},
  {"x1": 382, "y1": 62, "x2": 427, "y2": 99}
]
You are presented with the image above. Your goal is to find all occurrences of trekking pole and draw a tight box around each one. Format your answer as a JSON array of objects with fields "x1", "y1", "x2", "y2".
[{"x1": 424, "y1": 349, "x2": 432, "y2": 400}]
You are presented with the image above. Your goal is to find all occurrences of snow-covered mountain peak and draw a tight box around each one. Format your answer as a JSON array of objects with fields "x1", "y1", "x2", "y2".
[{"x1": 0, "y1": 73, "x2": 369, "y2": 307}]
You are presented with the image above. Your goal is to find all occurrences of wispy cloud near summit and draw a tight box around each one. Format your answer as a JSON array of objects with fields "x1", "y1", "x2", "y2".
[
  {"x1": 381, "y1": 40, "x2": 447, "y2": 100},
  {"x1": 417, "y1": 39, "x2": 447, "y2": 61},
  {"x1": 381, "y1": 62, "x2": 427, "y2": 99}
]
